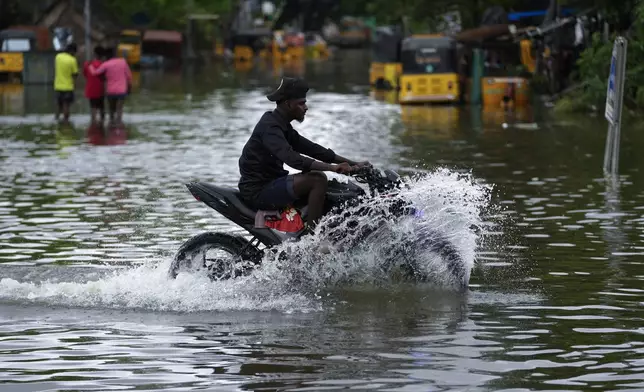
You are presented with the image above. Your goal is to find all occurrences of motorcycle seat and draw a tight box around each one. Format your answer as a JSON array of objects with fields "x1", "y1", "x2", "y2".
[{"x1": 197, "y1": 182, "x2": 257, "y2": 219}]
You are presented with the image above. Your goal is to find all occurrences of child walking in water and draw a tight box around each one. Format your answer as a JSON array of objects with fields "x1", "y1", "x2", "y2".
[
  {"x1": 83, "y1": 45, "x2": 106, "y2": 124},
  {"x1": 90, "y1": 47, "x2": 132, "y2": 127}
]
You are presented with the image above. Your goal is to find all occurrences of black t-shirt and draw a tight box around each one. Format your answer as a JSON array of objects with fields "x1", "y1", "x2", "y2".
[{"x1": 238, "y1": 110, "x2": 336, "y2": 204}]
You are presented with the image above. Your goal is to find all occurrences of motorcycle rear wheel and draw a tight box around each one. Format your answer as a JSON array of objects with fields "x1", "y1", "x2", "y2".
[{"x1": 168, "y1": 232, "x2": 262, "y2": 280}]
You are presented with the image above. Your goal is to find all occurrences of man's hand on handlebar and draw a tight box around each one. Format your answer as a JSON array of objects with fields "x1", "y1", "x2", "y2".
[
  {"x1": 331, "y1": 162, "x2": 353, "y2": 174},
  {"x1": 328, "y1": 160, "x2": 373, "y2": 175},
  {"x1": 350, "y1": 165, "x2": 376, "y2": 176}
]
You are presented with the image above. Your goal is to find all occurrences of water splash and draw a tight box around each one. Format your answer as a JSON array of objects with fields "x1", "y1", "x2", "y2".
[
  {"x1": 0, "y1": 259, "x2": 320, "y2": 313},
  {"x1": 255, "y1": 167, "x2": 493, "y2": 290},
  {"x1": 0, "y1": 167, "x2": 493, "y2": 312}
]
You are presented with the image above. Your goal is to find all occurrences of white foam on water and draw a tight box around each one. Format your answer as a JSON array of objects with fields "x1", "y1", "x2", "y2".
[
  {"x1": 0, "y1": 167, "x2": 493, "y2": 313},
  {"x1": 0, "y1": 258, "x2": 320, "y2": 313}
]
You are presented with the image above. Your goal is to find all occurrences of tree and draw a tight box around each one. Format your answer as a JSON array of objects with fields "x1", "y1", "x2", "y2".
[{"x1": 102, "y1": 0, "x2": 232, "y2": 30}]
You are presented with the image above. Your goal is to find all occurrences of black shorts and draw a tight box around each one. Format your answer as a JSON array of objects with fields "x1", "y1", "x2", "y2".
[
  {"x1": 107, "y1": 94, "x2": 127, "y2": 110},
  {"x1": 254, "y1": 175, "x2": 297, "y2": 210},
  {"x1": 56, "y1": 91, "x2": 74, "y2": 105},
  {"x1": 107, "y1": 93, "x2": 128, "y2": 101},
  {"x1": 89, "y1": 97, "x2": 105, "y2": 109}
]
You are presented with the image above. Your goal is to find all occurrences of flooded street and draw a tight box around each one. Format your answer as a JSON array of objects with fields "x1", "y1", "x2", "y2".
[{"x1": 2, "y1": 51, "x2": 644, "y2": 391}]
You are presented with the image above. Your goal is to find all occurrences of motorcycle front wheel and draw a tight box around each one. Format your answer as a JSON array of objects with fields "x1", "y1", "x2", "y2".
[{"x1": 168, "y1": 232, "x2": 263, "y2": 280}]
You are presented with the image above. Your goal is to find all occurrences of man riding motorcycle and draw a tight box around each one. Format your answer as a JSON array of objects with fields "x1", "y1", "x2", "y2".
[{"x1": 238, "y1": 77, "x2": 370, "y2": 234}]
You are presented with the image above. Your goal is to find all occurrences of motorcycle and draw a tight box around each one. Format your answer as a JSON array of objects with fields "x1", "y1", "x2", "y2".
[{"x1": 168, "y1": 167, "x2": 467, "y2": 289}]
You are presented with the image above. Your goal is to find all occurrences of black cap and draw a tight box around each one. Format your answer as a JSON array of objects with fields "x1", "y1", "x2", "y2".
[{"x1": 266, "y1": 77, "x2": 309, "y2": 102}]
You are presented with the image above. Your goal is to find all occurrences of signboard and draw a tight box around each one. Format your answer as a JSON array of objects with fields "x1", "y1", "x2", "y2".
[
  {"x1": 603, "y1": 37, "x2": 628, "y2": 177},
  {"x1": 605, "y1": 45, "x2": 617, "y2": 124},
  {"x1": 605, "y1": 38, "x2": 626, "y2": 125}
]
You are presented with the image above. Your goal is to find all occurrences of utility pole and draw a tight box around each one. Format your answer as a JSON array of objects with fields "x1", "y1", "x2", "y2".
[
  {"x1": 84, "y1": 0, "x2": 91, "y2": 60},
  {"x1": 186, "y1": 0, "x2": 195, "y2": 60}
]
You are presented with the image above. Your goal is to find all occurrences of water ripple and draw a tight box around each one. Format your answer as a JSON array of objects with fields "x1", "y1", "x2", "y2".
[{"x1": 3, "y1": 61, "x2": 644, "y2": 390}]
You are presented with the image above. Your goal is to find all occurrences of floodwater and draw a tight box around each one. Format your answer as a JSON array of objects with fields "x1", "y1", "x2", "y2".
[{"x1": 2, "y1": 50, "x2": 644, "y2": 391}]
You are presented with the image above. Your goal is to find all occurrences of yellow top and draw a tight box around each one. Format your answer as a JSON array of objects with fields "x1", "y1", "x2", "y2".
[{"x1": 54, "y1": 52, "x2": 78, "y2": 91}]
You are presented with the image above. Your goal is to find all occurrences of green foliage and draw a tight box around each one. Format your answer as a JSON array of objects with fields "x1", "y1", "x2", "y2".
[
  {"x1": 553, "y1": 95, "x2": 589, "y2": 113},
  {"x1": 102, "y1": 0, "x2": 231, "y2": 30},
  {"x1": 565, "y1": 32, "x2": 613, "y2": 110},
  {"x1": 337, "y1": 0, "x2": 517, "y2": 31},
  {"x1": 98, "y1": 0, "x2": 636, "y2": 36},
  {"x1": 559, "y1": 0, "x2": 644, "y2": 113}
]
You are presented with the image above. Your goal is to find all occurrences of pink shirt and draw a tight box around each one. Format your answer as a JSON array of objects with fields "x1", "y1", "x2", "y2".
[{"x1": 92, "y1": 58, "x2": 132, "y2": 95}]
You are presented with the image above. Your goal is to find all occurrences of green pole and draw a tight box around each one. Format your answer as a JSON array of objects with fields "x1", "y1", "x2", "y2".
[{"x1": 471, "y1": 48, "x2": 483, "y2": 105}]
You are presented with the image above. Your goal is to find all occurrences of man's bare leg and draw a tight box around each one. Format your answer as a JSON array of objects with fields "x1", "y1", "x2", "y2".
[{"x1": 293, "y1": 171, "x2": 328, "y2": 228}]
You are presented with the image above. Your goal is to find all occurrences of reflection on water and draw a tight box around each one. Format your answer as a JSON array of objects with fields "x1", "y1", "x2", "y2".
[
  {"x1": 0, "y1": 84, "x2": 23, "y2": 114},
  {"x1": 370, "y1": 88, "x2": 538, "y2": 141},
  {"x1": 3, "y1": 53, "x2": 644, "y2": 391},
  {"x1": 263, "y1": 58, "x2": 306, "y2": 78},
  {"x1": 232, "y1": 58, "x2": 308, "y2": 77},
  {"x1": 400, "y1": 105, "x2": 461, "y2": 140},
  {"x1": 86, "y1": 123, "x2": 128, "y2": 146},
  {"x1": 0, "y1": 84, "x2": 57, "y2": 115}
]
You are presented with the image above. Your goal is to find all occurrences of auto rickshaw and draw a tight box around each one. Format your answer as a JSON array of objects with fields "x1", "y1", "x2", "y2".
[
  {"x1": 398, "y1": 35, "x2": 460, "y2": 104},
  {"x1": 0, "y1": 30, "x2": 38, "y2": 80},
  {"x1": 304, "y1": 32, "x2": 330, "y2": 59},
  {"x1": 474, "y1": 38, "x2": 532, "y2": 109},
  {"x1": 481, "y1": 76, "x2": 531, "y2": 109},
  {"x1": 270, "y1": 30, "x2": 305, "y2": 61},
  {"x1": 231, "y1": 29, "x2": 272, "y2": 61},
  {"x1": 369, "y1": 26, "x2": 403, "y2": 90},
  {"x1": 117, "y1": 29, "x2": 142, "y2": 67}
]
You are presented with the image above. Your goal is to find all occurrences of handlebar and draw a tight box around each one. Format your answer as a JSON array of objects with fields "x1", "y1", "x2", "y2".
[
  {"x1": 349, "y1": 166, "x2": 403, "y2": 195},
  {"x1": 350, "y1": 165, "x2": 380, "y2": 178}
]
